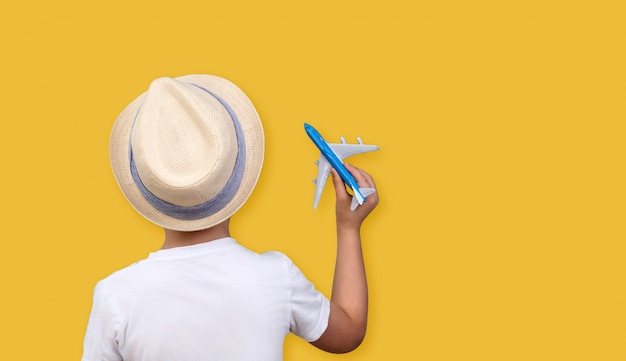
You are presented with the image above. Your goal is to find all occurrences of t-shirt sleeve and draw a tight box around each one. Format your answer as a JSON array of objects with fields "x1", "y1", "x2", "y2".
[
  {"x1": 81, "y1": 282, "x2": 123, "y2": 361},
  {"x1": 287, "y1": 260, "x2": 331, "y2": 342}
]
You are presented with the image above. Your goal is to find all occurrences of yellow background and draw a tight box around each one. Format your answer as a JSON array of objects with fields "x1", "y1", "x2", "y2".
[{"x1": 1, "y1": 1, "x2": 624, "y2": 360}]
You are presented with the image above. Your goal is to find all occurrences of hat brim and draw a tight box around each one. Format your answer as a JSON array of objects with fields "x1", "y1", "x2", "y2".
[{"x1": 109, "y1": 74, "x2": 264, "y2": 231}]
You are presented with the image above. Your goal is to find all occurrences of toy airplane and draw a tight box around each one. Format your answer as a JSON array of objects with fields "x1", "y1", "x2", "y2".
[{"x1": 304, "y1": 123, "x2": 380, "y2": 211}]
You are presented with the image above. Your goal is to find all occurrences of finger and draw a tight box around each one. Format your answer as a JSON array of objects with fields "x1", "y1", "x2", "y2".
[
  {"x1": 344, "y1": 163, "x2": 376, "y2": 189},
  {"x1": 330, "y1": 168, "x2": 350, "y2": 202}
]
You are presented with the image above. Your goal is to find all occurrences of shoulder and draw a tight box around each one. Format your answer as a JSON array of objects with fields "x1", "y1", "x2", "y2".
[
  {"x1": 243, "y1": 249, "x2": 309, "y2": 279},
  {"x1": 92, "y1": 258, "x2": 153, "y2": 294},
  {"x1": 256, "y1": 250, "x2": 296, "y2": 272},
  {"x1": 260, "y1": 250, "x2": 290, "y2": 262}
]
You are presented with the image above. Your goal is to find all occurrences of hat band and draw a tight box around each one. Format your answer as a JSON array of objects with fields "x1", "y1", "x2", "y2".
[{"x1": 129, "y1": 84, "x2": 246, "y2": 221}]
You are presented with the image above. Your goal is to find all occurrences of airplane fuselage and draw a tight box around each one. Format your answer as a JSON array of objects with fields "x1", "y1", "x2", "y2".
[{"x1": 304, "y1": 123, "x2": 366, "y2": 202}]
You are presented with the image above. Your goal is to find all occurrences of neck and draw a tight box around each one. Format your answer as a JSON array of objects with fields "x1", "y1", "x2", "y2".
[{"x1": 161, "y1": 219, "x2": 231, "y2": 249}]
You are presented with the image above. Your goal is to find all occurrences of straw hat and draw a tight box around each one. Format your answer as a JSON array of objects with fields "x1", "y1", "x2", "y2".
[{"x1": 109, "y1": 74, "x2": 264, "y2": 231}]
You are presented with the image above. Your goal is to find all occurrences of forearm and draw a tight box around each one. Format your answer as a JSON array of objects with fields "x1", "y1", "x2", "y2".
[
  {"x1": 312, "y1": 224, "x2": 368, "y2": 353},
  {"x1": 331, "y1": 224, "x2": 368, "y2": 330}
]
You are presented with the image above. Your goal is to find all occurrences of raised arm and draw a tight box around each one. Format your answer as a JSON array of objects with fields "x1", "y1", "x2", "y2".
[{"x1": 311, "y1": 163, "x2": 379, "y2": 353}]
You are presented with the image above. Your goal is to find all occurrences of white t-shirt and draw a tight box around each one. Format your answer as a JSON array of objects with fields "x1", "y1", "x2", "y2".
[{"x1": 82, "y1": 238, "x2": 330, "y2": 361}]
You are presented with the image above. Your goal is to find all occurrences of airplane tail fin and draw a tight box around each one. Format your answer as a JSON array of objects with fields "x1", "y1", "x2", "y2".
[{"x1": 350, "y1": 187, "x2": 376, "y2": 211}]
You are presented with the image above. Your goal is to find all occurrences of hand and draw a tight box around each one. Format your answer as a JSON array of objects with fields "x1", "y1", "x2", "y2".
[{"x1": 331, "y1": 163, "x2": 379, "y2": 229}]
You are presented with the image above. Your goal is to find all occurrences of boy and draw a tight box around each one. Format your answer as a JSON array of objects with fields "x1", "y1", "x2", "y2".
[{"x1": 82, "y1": 74, "x2": 379, "y2": 360}]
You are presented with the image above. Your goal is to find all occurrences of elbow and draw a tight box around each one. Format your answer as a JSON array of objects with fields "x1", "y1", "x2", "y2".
[
  {"x1": 311, "y1": 303, "x2": 368, "y2": 353},
  {"x1": 333, "y1": 330, "x2": 366, "y2": 354},
  {"x1": 311, "y1": 320, "x2": 367, "y2": 354}
]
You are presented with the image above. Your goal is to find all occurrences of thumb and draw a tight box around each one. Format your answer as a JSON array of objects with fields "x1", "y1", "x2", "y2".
[{"x1": 330, "y1": 168, "x2": 350, "y2": 203}]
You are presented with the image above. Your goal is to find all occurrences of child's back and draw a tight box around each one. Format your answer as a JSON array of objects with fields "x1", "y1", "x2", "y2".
[{"x1": 85, "y1": 238, "x2": 328, "y2": 360}]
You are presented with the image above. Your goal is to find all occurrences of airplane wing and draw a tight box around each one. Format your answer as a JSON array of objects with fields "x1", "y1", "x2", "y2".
[
  {"x1": 312, "y1": 155, "x2": 332, "y2": 209},
  {"x1": 312, "y1": 142, "x2": 380, "y2": 209},
  {"x1": 328, "y1": 142, "x2": 380, "y2": 160}
]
